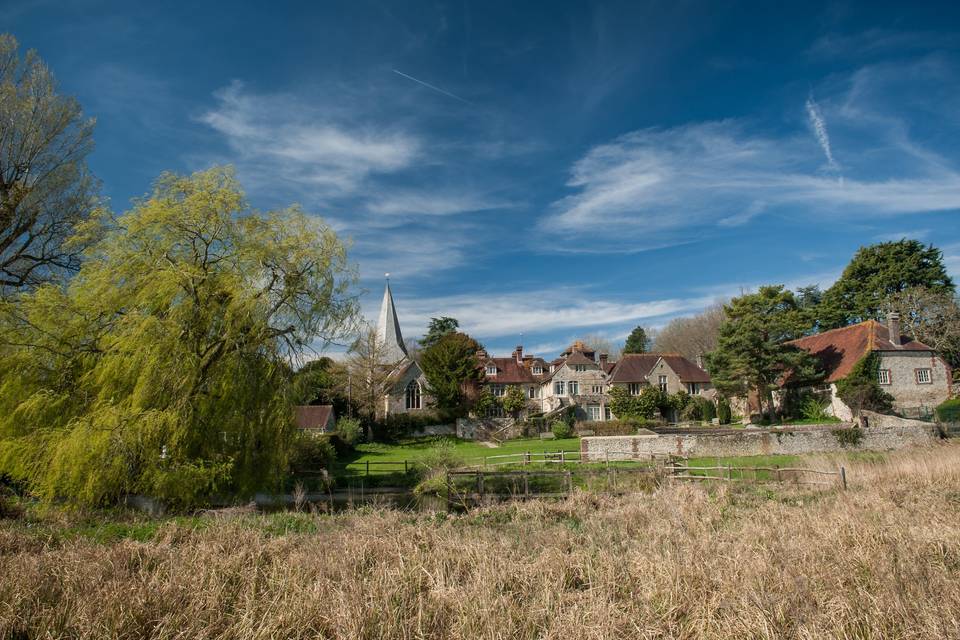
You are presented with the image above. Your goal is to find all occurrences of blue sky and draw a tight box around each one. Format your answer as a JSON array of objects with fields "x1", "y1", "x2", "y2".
[{"x1": 5, "y1": 1, "x2": 960, "y2": 358}]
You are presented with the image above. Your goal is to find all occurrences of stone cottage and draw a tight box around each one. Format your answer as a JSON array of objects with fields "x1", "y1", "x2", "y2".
[{"x1": 787, "y1": 313, "x2": 953, "y2": 420}]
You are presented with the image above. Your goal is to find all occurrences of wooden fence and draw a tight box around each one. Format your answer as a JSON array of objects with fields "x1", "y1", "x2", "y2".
[{"x1": 666, "y1": 462, "x2": 847, "y2": 488}]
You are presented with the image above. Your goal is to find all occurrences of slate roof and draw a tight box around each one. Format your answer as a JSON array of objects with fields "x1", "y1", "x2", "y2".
[
  {"x1": 376, "y1": 281, "x2": 408, "y2": 364},
  {"x1": 294, "y1": 405, "x2": 335, "y2": 431},
  {"x1": 607, "y1": 353, "x2": 711, "y2": 384},
  {"x1": 787, "y1": 320, "x2": 934, "y2": 383}
]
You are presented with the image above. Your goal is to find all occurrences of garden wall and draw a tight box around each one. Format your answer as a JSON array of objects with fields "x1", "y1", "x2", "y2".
[{"x1": 581, "y1": 415, "x2": 938, "y2": 460}]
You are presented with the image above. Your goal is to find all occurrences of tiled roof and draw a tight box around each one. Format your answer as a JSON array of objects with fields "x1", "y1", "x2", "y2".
[
  {"x1": 564, "y1": 351, "x2": 596, "y2": 366},
  {"x1": 787, "y1": 320, "x2": 933, "y2": 383},
  {"x1": 484, "y1": 357, "x2": 537, "y2": 384},
  {"x1": 294, "y1": 405, "x2": 335, "y2": 431},
  {"x1": 607, "y1": 353, "x2": 711, "y2": 383}
]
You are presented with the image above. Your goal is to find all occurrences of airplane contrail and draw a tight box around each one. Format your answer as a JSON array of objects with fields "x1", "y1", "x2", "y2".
[{"x1": 392, "y1": 69, "x2": 472, "y2": 104}]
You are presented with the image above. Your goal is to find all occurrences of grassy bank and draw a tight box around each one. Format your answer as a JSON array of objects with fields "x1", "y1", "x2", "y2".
[{"x1": 4, "y1": 444, "x2": 960, "y2": 638}]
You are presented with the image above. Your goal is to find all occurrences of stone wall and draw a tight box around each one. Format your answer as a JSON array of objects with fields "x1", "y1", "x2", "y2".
[
  {"x1": 409, "y1": 423, "x2": 456, "y2": 437},
  {"x1": 878, "y1": 351, "x2": 951, "y2": 411},
  {"x1": 581, "y1": 418, "x2": 938, "y2": 460},
  {"x1": 456, "y1": 417, "x2": 517, "y2": 440}
]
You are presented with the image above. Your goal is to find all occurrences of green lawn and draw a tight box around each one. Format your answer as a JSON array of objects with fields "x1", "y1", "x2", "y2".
[{"x1": 340, "y1": 436, "x2": 581, "y2": 470}]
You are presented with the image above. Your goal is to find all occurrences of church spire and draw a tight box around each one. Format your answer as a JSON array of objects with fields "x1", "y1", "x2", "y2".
[{"x1": 376, "y1": 274, "x2": 408, "y2": 363}]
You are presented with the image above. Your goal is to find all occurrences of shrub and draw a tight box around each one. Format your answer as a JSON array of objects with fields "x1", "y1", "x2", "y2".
[
  {"x1": 832, "y1": 427, "x2": 864, "y2": 447},
  {"x1": 836, "y1": 353, "x2": 894, "y2": 416},
  {"x1": 716, "y1": 398, "x2": 732, "y2": 424},
  {"x1": 288, "y1": 433, "x2": 335, "y2": 474},
  {"x1": 575, "y1": 420, "x2": 649, "y2": 436},
  {"x1": 413, "y1": 441, "x2": 466, "y2": 496},
  {"x1": 551, "y1": 421, "x2": 575, "y2": 439},
  {"x1": 681, "y1": 397, "x2": 715, "y2": 423},
  {"x1": 800, "y1": 396, "x2": 832, "y2": 422},
  {"x1": 936, "y1": 398, "x2": 960, "y2": 423},
  {"x1": 371, "y1": 412, "x2": 447, "y2": 442},
  {"x1": 335, "y1": 417, "x2": 362, "y2": 446}
]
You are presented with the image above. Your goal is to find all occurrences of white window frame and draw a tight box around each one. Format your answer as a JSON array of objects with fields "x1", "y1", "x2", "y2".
[
  {"x1": 568, "y1": 381, "x2": 579, "y2": 396},
  {"x1": 533, "y1": 366, "x2": 543, "y2": 375},
  {"x1": 573, "y1": 364, "x2": 587, "y2": 372},
  {"x1": 604, "y1": 406, "x2": 612, "y2": 421},
  {"x1": 658, "y1": 375, "x2": 668, "y2": 392},
  {"x1": 554, "y1": 381, "x2": 565, "y2": 395},
  {"x1": 686, "y1": 382, "x2": 700, "y2": 395},
  {"x1": 491, "y1": 384, "x2": 506, "y2": 397},
  {"x1": 878, "y1": 369, "x2": 891, "y2": 385},
  {"x1": 485, "y1": 365, "x2": 497, "y2": 376},
  {"x1": 592, "y1": 385, "x2": 603, "y2": 394},
  {"x1": 628, "y1": 383, "x2": 641, "y2": 396},
  {"x1": 528, "y1": 386, "x2": 538, "y2": 399},
  {"x1": 405, "y1": 380, "x2": 421, "y2": 410},
  {"x1": 916, "y1": 368, "x2": 932, "y2": 385},
  {"x1": 588, "y1": 405, "x2": 601, "y2": 421}
]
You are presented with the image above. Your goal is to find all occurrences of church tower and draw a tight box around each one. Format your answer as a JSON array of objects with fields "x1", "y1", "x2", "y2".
[{"x1": 376, "y1": 275, "x2": 409, "y2": 363}]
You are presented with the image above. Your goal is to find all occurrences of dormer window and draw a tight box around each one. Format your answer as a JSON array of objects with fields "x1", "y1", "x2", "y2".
[
  {"x1": 533, "y1": 366, "x2": 543, "y2": 375},
  {"x1": 485, "y1": 365, "x2": 497, "y2": 376},
  {"x1": 573, "y1": 364, "x2": 587, "y2": 372}
]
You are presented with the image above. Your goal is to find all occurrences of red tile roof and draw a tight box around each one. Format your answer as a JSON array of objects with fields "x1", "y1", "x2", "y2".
[
  {"x1": 787, "y1": 320, "x2": 933, "y2": 383},
  {"x1": 294, "y1": 405, "x2": 335, "y2": 431},
  {"x1": 484, "y1": 357, "x2": 537, "y2": 384},
  {"x1": 608, "y1": 353, "x2": 711, "y2": 384}
]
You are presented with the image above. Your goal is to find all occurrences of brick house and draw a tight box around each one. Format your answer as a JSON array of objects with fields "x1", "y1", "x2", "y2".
[{"x1": 787, "y1": 314, "x2": 953, "y2": 420}]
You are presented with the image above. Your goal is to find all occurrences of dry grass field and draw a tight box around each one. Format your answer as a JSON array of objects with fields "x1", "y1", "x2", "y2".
[{"x1": 3, "y1": 444, "x2": 960, "y2": 639}]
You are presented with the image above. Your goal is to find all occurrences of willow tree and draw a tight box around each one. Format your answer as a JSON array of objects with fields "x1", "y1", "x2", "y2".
[{"x1": 0, "y1": 167, "x2": 357, "y2": 506}]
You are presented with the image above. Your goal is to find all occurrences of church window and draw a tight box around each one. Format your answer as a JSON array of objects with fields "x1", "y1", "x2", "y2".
[{"x1": 405, "y1": 380, "x2": 421, "y2": 410}]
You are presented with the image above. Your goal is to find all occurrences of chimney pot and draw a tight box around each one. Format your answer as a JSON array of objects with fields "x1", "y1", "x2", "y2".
[
  {"x1": 515, "y1": 345, "x2": 523, "y2": 363},
  {"x1": 888, "y1": 313, "x2": 902, "y2": 347},
  {"x1": 599, "y1": 353, "x2": 608, "y2": 364}
]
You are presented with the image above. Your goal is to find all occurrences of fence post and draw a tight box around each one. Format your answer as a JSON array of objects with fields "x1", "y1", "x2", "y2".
[
  {"x1": 525, "y1": 451, "x2": 530, "y2": 465},
  {"x1": 561, "y1": 450, "x2": 566, "y2": 463},
  {"x1": 446, "y1": 472, "x2": 452, "y2": 509},
  {"x1": 566, "y1": 470, "x2": 573, "y2": 495},
  {"x1": 476, "y1": 470, "x2": 483, "y2": 498},
  {"x1": 840, "y1": 466, "x2": 847, "y2": 490},
  {"x1": 524, "y1": 472, "x2": 529, "y2": 498},
  {"x1": 775, "y1": 465, "x2": 781, "y2": 484}
]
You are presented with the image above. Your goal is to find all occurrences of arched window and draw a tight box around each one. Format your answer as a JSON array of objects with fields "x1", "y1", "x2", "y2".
[{"x1": 405, "y1": 380, "x2": 421, "y2": 410}]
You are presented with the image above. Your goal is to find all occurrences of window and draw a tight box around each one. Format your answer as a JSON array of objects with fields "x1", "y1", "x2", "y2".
[
  {"x1": 554, "y1": 381, "x2": 565, "y2": 395},
  {"x1": 405, "y1": 380, "x2": 421, "y2": 410},
  {"x1": 658, "y1": 375, "x2": 668, "y2": 392},
  {"x1": 533, "y1": 366, "x2": 543, "y2": 375},
  {"x1": 604, "y1": 407, "x2": 612, "y2": 421},
  {"x1": 528, "y1": 386, "x2": 538, "y2": 399},
  {"x1": 486, "y1": 404, "x2": 505, "y2": 418},
  {"x1": 588, "y1": 405, "x2": 601, "y2": 420},
  {"x1": 592, "y1": 385, "x2": 603, "y2": 394},
  {"x1": 878, "y1": 369, "x2": 891, "y2": 385},
  {"x1": 686, "y1": 382, "x2": 700, "y2": 395},
  {"x1": 491, "y1": 384, "x2": 506, "y2": 397},
  {"x1": 568, "y1": 381, "x2": 579, "y2": 396},
  {"x1": 485, "y1": 365, "x2": 497, "y2": 376},
  {"x1": 573, "y1": 364, "x2": 587, "y2": 372},
  {"x1": 916, "y1": 368, "x2": 932, "y2": 384},
  {"x1": 628, "y1": 383, "x2": 641, "y2": 396}
]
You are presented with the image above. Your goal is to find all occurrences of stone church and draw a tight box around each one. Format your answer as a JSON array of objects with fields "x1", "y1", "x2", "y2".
[{"x1": 377, "y1": 280, "x2": 434, "y2": 417}]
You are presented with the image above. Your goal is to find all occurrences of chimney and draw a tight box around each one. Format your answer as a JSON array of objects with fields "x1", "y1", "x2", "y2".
[
  {"x1": 888, "y1": 313, "x2": 902, "y2": 347},
  {"x1": 599, "y1": 353, "x2": 608, "y2": 366},
  {"x1": 696, "y1": 354, "x2": 705, "y2": 371},
  {"x1": 515, "y1": 345, "x2": 523, "y2": 363},
  {"x1": 476, "y1": 348, "x2": 488, "y2": 360}
]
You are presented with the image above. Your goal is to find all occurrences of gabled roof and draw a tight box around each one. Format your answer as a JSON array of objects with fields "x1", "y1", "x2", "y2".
[
  {"x1": 607, "y1": 353, "x2": 711, "y2": 384},
  {"x1": 787, "y1": 320, "x2": 933, "y2": 383},
  {"x1": 563, "y1": 351, "x2": 596, "y2": 366},
  {"x1": 294, "y1": 405, "x2": 335, "y2": 431}
]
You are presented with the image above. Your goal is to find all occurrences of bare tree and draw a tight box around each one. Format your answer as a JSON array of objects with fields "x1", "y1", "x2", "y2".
[
  {"x1": 651, "y1": 302, "x2": 727, "y2": 361},
  {"x1": 578, "y1": 333, "x2": 621, "y2": 360},
  {"x1": 0, "y1": 34, "x2": 99, "y2": 296},
  {"x1": 343, "y1": 325, "x2": 406, "y2": 435},
  {"x1": 884, "y1": 287, "x2": 960, "y2": 368}
]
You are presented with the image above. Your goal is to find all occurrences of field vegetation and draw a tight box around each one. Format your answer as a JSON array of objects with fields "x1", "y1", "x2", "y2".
[{"x1": 3, "y1": 444, "x2": 960, "y2": 638}]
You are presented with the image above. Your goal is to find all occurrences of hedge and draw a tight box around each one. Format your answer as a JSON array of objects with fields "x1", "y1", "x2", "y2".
[{"x1": 936, "y1": 398, "x2": 960, "y2": 423}]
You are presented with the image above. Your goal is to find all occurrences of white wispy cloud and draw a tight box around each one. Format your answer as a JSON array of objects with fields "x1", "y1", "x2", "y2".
[
  {"x1": 198, "y1": 81, "x2": 421, "y2": 196},
  {"x1": 367, "y1": 191, "x2": 513, "y2": 217},
  {"x1": 805, "y1": 95, "x2": 840, "y2": 172}
]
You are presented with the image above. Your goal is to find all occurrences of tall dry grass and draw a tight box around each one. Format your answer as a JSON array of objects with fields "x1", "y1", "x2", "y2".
[{"x1": 3, "y1": 444, "x2": 960, "y2": 639}]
